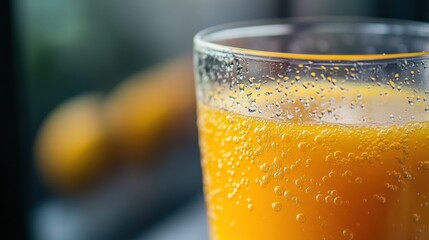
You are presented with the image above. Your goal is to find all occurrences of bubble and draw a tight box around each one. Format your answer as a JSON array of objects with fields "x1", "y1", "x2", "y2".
[
  {"x1": 334, "y1": 151, "x2": 342, "y2": 158},
  {"x1": 342, "y1": 229, "x2": 354, "y2": 240},
  {"x1": 314, "y1": 135, "x2": 322, "y2": 143},
  {"x1": 334, "y1": 197, "x2": 343, "y2": 206},
  {"x1": 290, "y1": 164, "x2": 297, "y2": 172},
  {"x1": 283, "y1": 191, "x2": 290, "y2": 198},
  {"x1": 325, "y1": 154, "x2": 334, "y2": 162},
  {"x1": 347, "y1": 152, "x2": 355, "y2": 160},
  {"x1": 344, "y1": 170, "x2": 353, "y2": 177},
  {"x1": 295, "y1": 178, "x2": 303, "y2": 188},
  {"x1": 273, "y1": 157, "x2": 282, "y2": 166},
  {"x1": 296, "y1": 213, "x2": 306, "y2": 223},
  {"x1": 305, "y1": 158, "x2": 313, "y2": 168},
  {"x1": 386, "y1": 183, "x2": 398, "y2": 191},
  {"x1": 389, "y1": 142, "x2": 401, "y2": 150},
  {"x1": 259, "y1": 163, "x2": 269, "y2": 173},
  {"x1": 272, "y1": 202, "x2": 282, "y2": 212},
  {"x1": 298, "y1": 142, "x2": 309, "y2": 151},
  {"x1": 247, "y1": 203, "x2": 254, "y2": 211},
  {"x1": 330, "y1": 190, "x2": 338, "y2": 197},
  {"x1": 325, "y1": 195, "x2": 333, "y2": 203},
  {"x1": 316, "y1": 194, "x2": 324, "y2": 202},
  {"x1": 373, "y1": 194, "x2": 387, "y2": 204},
  {"x1": 355, "y1": 177, "x2": 363, "y2": 184},
  {"x1": 261, "y1": 175, "x2": 271, "y2": 184},
  {"x1": 421, "y1": 161, "x2": 429, "y2": 170},
  {"x1": 274, "y1": 186, "x2": 284, "y2": 196},
  {"x1": 413, "y1": 213, "x2": 421, "y2": 222},
  {"x1": 403, "y1": 170, "x2": 413, "y2": 180},
  {"x1": 322, "y1": 176, "x2": 329, "y2": 182},
  {"x1": 329, "y1": 170, "x2": 337, "y2": 178}
]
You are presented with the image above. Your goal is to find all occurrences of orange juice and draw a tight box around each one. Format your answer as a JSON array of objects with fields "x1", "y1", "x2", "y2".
[{"x1": 198, "y1": 84, "x2": 429, "y2": 240}]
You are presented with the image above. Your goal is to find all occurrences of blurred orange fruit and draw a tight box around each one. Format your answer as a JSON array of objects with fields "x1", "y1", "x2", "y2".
[
  {"x1": 105, "y1": 56, "x2": 195, "y2": 161},
  {"x1": 35, "y1": 56, "x2": 196, "y2": 193},
  {"x1": 35, "y1": 93, "x2": 110, "y2": 193}
]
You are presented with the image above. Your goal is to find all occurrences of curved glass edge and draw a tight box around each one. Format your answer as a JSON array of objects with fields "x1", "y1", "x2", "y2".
[{"x1": 194, "y1": 17, "x2": 429, "y2": 61}]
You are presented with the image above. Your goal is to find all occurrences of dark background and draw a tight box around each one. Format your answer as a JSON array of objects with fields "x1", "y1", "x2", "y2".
[{"x1": 1, "y1": 0, "x2": 25, "y2": 239}]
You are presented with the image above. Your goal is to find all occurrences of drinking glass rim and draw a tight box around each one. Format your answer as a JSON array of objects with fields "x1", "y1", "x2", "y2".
[{"x1": 194, "y1": 17, "x2": 429, "y2": 61}]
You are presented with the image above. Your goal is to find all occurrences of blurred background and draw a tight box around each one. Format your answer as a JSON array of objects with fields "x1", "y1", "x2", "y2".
[{"x1": 1, "y1": 0, "x2": 429, "y2": 239}]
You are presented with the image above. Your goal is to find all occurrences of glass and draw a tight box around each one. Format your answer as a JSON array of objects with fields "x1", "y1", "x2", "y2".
[{"x1": 193, "y1": 18, "x2": 429, "y2": 240}]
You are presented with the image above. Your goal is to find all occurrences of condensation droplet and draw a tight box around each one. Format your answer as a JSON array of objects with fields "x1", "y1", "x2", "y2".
[
  {"x1": 247, "y1": 203, "x2": 254, "y2": 211},
  {"x1": 238, "y1": 83, "x2": 245, "y2": 92}
]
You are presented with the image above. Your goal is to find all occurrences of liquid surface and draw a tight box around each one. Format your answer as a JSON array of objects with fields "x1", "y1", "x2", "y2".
[{"x1": 198, "y1": 85, "x2": 429, "y2": 240}]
